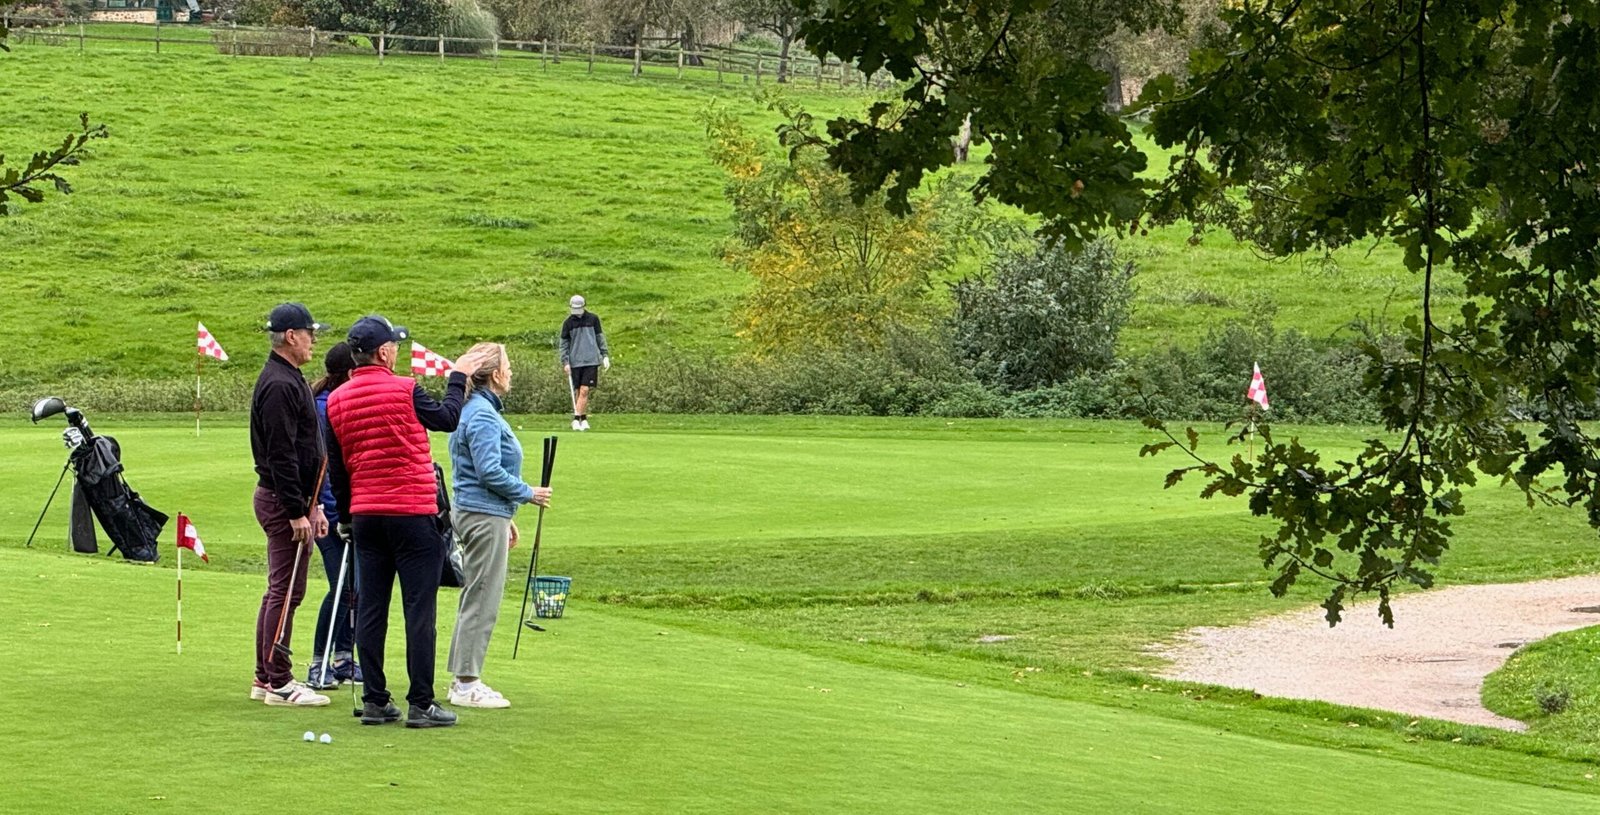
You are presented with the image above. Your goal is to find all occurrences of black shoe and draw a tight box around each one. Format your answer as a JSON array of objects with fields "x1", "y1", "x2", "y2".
[
  {"x1": 406, "y1": 703, "x2": 458, "y2": 729},
  {"x1": 360, "y1": 701, "x2": 401, "y2": 725}
]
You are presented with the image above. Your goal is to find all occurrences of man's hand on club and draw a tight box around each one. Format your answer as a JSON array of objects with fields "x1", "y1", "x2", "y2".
[
  {"x1": 530, "y1": 486, "x2": 552, "y2": 508},
  {"x1": 337, "y1": 522, "x2": 353, "y2": 542},
  {"x1": 289, "y1": 515, "x2": 313, "y2": 544},
  {"x1": 311, "y1": 505, "x2": 329, "y2": 538},
  {"x1": 563, "y1": 363, "x2": 572, "y2": 375}
]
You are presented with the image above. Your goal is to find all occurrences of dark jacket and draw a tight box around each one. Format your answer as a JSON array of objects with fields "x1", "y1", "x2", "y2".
[{"x1": 250, "y1": 351, "x2": 325, "y2": 518}]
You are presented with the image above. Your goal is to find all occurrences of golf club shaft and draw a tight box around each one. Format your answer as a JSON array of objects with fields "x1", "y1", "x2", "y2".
[
  {"x1": 25, "y1": 460, "x2": 72, "y2": 549},
  {"x1": 271, "y1": 535, "x2": 306, "y2": 657},
  {"x1": 316, "y1": 530, "x2": 352, "y2": 687},
  {"x1": 512, "y1": 505, "x2": 547, "y2": 659}
]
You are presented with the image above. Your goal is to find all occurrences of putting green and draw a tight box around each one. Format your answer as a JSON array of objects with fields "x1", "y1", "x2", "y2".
[{"x1": 1, "y1": 549, "x2": 1592, "y2": 813}]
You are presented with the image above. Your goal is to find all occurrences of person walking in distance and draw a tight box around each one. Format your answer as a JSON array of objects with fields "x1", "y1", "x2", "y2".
[
  {"x1": 559, "y1": 294, "x2": 609, "y2": 431},
  {"x1": 248, "y1": 303, "x2": 332, "y2": 708},
  {"x1": 325, "y1": 316, "x2": 492, "y2": 729},
  {"x1": 446, "y1": 343, "x2": 552, "y2": 708}
]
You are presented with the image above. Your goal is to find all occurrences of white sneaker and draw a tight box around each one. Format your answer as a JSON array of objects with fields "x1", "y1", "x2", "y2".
[
  {"x1": 571, "y1": 419, "x2": 582, "y2": 431},
  {"x1": 579, "y1": 419, "x2": 590, "y2": 431},
  {"x1": 249, "y1": 679, "x2": 270, "y2": 701},
  {"x1": 449, "y1": 681, "x2": 511, "y2": 709},
  {"x1": 263, "y1": 680, "x2": 331, "y2": 707}
]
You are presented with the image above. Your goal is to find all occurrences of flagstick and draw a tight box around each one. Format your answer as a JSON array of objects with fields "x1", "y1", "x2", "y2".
[
  {"x1": 194, "y1": 354, "x2": 203, "y2": 438},
  {"x1": 177, "y1": 543, "x2": 184, "y2": 655}
]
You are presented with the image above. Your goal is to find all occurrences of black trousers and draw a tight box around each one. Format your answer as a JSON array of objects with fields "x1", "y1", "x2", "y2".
[{"x1": 352, "y1": 514, "x2": 445, "y2": 708}]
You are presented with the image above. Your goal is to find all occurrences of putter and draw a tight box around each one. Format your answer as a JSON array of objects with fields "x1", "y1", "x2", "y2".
[
  {"x1": 315, "y1": 530, "x2": 353, "y2": 689},
  {"x1": 567, "y1": 370, "x2": 579, "y2": 423},
  {"x1": 513, "y1": 435, "x2": 557, "y2": 659}
]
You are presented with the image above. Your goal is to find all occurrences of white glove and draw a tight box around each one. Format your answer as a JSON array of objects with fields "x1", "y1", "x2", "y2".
[
  {"x1": 62, "y1": 427, "x2": 85, "y2": 450},
  {"x1": 602, "y1": 356, "x2": 611, "y2": 371}
]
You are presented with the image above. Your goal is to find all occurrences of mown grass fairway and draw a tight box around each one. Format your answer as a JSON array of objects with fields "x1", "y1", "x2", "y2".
[
  {"x1": 3, "y1": 415, "x2": 1600, "y2": 811},
  {"x1": 0, "y1": 40, "x2": 1460, "y2": 401}
]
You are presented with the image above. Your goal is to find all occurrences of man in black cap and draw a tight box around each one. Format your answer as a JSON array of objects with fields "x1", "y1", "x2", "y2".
[
  {"x1": 325, "y1": 315, "x2": 490, "y2": 728},
  {"x1": 248, "y1": 303, "x2": 333, "y2": 707}
]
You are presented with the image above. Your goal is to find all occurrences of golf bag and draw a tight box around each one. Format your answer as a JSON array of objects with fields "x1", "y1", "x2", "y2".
[
  {"x1": 434, "y1": 462, "x2": 465, "y2": 588},
  {"x1": 29, "y1": 397, "x2": 166, "y2": 562},
  {"x1": 71, "y1": 434, "x2": 167, "y2": 563}
]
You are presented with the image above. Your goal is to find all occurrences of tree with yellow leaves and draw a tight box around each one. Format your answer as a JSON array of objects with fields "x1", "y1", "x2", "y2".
[{"x1": 702, "y1": 100, "x2": 966, "y2": 355}]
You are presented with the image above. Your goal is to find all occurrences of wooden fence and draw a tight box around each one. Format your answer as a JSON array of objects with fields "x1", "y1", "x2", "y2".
[{"x1": 2, "y1": 14, "x2": 892, "y2": 91}]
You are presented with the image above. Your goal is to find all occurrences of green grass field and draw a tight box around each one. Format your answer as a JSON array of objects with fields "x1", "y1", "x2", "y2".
[
  {"x1": 0, "y1": 40, "x2": 1457, "y2": 400},
  {"x1": 4, "y1": 415, "x2": 1600, "y2": 810}
]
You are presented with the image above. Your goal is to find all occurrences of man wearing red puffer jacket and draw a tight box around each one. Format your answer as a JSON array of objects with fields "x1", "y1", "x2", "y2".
[{"x1": 326, "y1": 315, "x2": 490, "y2": 729}]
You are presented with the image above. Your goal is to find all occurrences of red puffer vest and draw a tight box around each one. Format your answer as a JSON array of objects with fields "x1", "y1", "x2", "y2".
[{"x1": 327, "y1": 366, "x2": 436, "y2": 516}]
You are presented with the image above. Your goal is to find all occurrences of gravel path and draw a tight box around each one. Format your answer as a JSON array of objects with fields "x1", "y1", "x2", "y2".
[{"x1": 1155, "y1": 575, "x2": 1600, "y2": 730}]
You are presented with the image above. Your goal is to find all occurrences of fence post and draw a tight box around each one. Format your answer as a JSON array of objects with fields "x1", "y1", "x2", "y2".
[
  {"x1": 552, "y1": 39, "x2": 560, "y2": 65},
  {"x1": 438, "y1": 34, "x2": 444, "y2": 60},
  {"x1": 632, "y1": 40, "x2": 641, "y2": 77},
  {"x1": 231, "y1": 22, "x2": 238, "y2": 57},
  {"x1": 755, "y1": 54, "x2": 762, "y2": 84},
  {"x1": 308, "y1": 27, "x2": 315, "y2": 62},
  {"x1": 378, "y1": 31, "x2": 385, "y2": 64},
  {"x1": 78, "y1": 17, "x2": 84, "y2": 53},
  {"x1": 540, "y1": 40, "x2": 547, "y2": 70},
  {"x1": 492, "y1": 36, "x2": 498, "y2": 64},
  {"x1": 817, "y1": 60, "x2": 824, "y2": 88},
  {"x1": 716, "y1": 52, "x2": 723, "y2": 84},
  {"x1": 840, "y1": 61, "x2": 848, "y2": 88},
  {"x1": 676, "y1": 44, "x2": 683, "y2": 79}
]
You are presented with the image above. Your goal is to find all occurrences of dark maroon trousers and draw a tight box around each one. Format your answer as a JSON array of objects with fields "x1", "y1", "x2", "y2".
[{"x1": 253, "y1": 487, "x2": 313, "y2": 689}]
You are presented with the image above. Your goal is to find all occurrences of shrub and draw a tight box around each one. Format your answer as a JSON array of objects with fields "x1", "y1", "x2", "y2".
[{"x1": 951, "y1": 237, "x2": 1135, "y2": 391}]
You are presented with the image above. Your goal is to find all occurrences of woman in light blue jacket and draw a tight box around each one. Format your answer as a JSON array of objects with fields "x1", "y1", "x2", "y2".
[{"x1": 446, "y1": 343, "x2": 551, "y2": 708}]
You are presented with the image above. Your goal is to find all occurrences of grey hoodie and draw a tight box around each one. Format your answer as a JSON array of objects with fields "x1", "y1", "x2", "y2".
[{"x1": 559, "y1": 311, "x2": 609, "y2": 368}]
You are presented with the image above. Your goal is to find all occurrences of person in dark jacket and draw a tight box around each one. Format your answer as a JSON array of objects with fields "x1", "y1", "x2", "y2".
[
  {"x1": 326, "y1": 315, "x2": 490, "y2": 729},
  {"x1": 559, "y1": 294, "x2": 609, "y2": 431},
  {"x1": 248, "y1": 302, "x2": 332, "y2": 708},
  {"x1": 306, "y1": 342, "x2": 361, "y2": 690}
]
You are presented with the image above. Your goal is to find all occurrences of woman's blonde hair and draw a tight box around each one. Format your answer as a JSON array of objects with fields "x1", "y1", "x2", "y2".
[{"x1": 465, "y1": 342, "x2": 508, "y2": 394}]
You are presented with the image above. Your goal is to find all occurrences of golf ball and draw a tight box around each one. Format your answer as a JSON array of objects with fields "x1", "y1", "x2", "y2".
[
  {"x1": 303, "y1": 731, "x2": 315, "y2": 742},
  {"x1": 319, "y1": 733, "x2": 332, "y2": 744}
]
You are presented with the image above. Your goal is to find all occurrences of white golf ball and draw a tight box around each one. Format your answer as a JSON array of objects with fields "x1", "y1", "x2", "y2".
[
  {"x1": 319, "y1": 733, "x2": 332, "y2": 744},
  {"x1": 303, "y1": 731, "x2": 315, "y2": 742}
]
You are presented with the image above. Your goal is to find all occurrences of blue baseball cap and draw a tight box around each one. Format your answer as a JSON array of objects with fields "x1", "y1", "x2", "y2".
[{"x1": 347, "y1": 315, "x2": 410, "y2": 354}]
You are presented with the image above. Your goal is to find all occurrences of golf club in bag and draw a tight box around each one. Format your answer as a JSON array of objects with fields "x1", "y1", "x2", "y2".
[
  {"x1": 513, "y1": 435, "x2": 558, "y2": 658},
  {"x1": 28, "y1": 397, "x2": 167, "y2": 562}
]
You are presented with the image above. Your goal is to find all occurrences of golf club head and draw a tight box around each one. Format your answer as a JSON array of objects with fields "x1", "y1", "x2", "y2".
[
  {"x1": 30, "y1": 397, "x2": 67, "y2": 424},
  {"x1": 272, "y1": 643, "x2": 293, "y2": 658},
  {"x1": 523, "y1": 620, "x2": 546, "y2": 632}
]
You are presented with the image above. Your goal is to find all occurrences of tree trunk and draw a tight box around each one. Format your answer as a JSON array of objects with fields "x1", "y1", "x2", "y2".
[
  {"x1": 953, "y1": 113, "x2": 973, "y2": 162},
  {"x1": 1098, "y1": 51, "x2": 1124, "y2": 111},
  {"x1": 777, "y1": 26, "x2": 792, "y2": 83}
]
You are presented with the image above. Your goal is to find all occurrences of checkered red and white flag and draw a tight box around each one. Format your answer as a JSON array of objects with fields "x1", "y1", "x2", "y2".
[
  {"x1": 411, "y1": 342, "x2": 454, "y2": 377},
  {"x1": 197, "y1": 322, "x2": 228, "y2": 362},
  {"x1": 176, "y1": 513, "x2": 209, "y2": 563},
  {"x1": 1246, "y1": 362, "x2": 1270, "y2": 410}
]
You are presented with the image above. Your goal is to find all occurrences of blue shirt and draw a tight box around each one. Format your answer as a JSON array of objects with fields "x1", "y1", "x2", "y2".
[{"x1": 448, "y1": 390, "x2": 533, "y2": 518}]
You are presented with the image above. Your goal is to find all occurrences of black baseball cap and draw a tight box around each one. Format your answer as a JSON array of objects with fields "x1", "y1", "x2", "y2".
[
  {"x1": 266, "y1": 303, "x2": 329, "y2": 333},
  {"x1": 347, "y1": 315, "x2": 410, "y2": 354}
]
